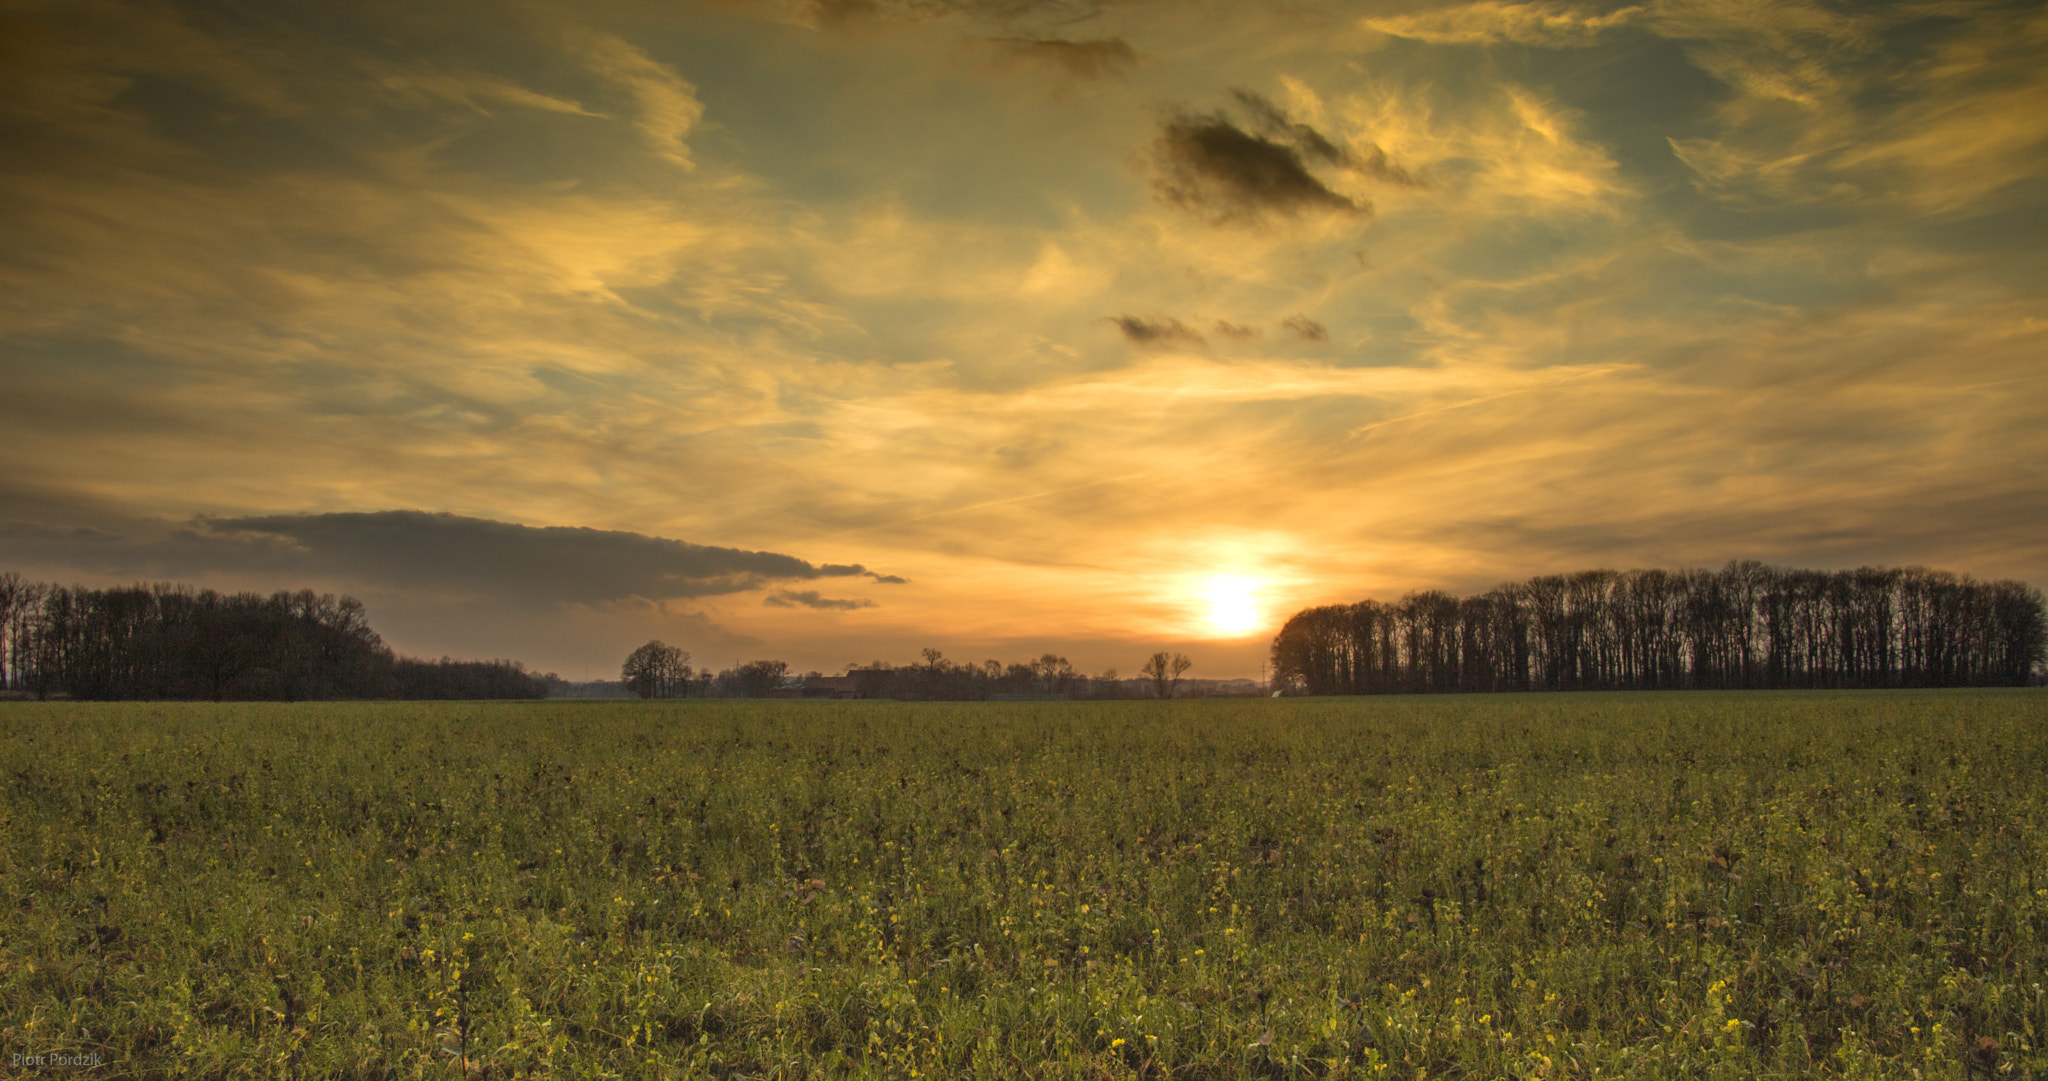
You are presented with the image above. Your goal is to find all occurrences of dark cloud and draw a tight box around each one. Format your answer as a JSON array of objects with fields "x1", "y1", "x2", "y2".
[
  {"x1": 1348, "y1": 143, "x2": 1425, "y2": 187},
  {"x1": 1230, "y1": 88, "x2": 1423, "y2": 186},
  {"x1": 764, "y1": 589, "x2": 877, "y2": 610},
  {"x1": 943, "y1": 0, "x2": 1112, "y2": 19},
  {"x1": 1282, "y1": 314, "x2": 1328, "y2": 341},
  {"x1": 1149, "y1": 112, "x2": 1364, "y2": 224},
  {"x1": 0, "y1": 493, "x2": 307, "y2": 581},
  {"x1": 1213, "y1": 320, "x2": 1260, "y2": 339},
  {"x1": 991, "y1": 37, "x2": 1137, "y2": 79},
  {"x1": 1230, "y1": 89, "x2": 1348, "y2": 166},
  {"x1": 0, "y1": 493, "x2": 902, "y2": 607},
  {"x1": 204, "y1": 511, "x2": 896, "y2": 603},
  {"x1": 0, "y1": 491, "x2": 827, "y2": 672},
  {"x1": 1109, "y1": 315, "x2": 1207, "y2": 348},
  {"x1": 762, "y1": 0, "x2": 1114, "y2": 29}
]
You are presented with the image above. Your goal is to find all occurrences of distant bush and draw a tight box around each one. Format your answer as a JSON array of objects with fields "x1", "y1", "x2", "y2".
[{"x1": 386, "y1": 656, "x2": 548, "y2": 700}]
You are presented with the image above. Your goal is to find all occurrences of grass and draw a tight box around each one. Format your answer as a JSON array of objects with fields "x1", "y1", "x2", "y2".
[{"x1": 2, "y1": 691, "x2": 2045, "y2": 1079}]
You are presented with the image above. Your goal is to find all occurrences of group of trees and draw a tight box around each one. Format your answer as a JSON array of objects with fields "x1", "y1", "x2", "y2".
[
  {"x1": 840, "y1": 650, "x2": 1102, "y2": 701},
  {"x1": 617, "y1": 643, "x2": 1199, "y2": 700},
  {"x1": 720, "y1": 660, "x2": 792, "y2": 698},
  {"x1": 837, "y1": 649, "x2": 1201, "y2": 700},
  {"x1": 0, "y1": 573, "x2": 550, "y2": 701},
  {"x1": 619, "y1": 642, "x2": 791, "y2": 699},
  {"x1": 1271, "y1": 562, "x2": 2046, "y2": 696}
]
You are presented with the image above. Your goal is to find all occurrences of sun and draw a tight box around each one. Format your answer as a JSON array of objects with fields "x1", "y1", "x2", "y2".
[{"x1": 1203, "y1": 575, "x2": 1262, "y2": 635}]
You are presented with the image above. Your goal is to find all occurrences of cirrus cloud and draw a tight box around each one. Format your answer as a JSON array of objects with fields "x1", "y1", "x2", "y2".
[{"x1": 1365, "y1": 2, "x2": 1645, "y2": 47}]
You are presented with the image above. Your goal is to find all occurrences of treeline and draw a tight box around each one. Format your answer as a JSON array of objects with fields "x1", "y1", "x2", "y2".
[
  {"x1": 0, "y1": 573, "x2": 550, "y2": 701},
  {"x1": 838, "y1": 650, "x2": 1114, "y2": 700},
  {"x1": 1271, "y1": 562, "x2": 2045, "y2": 696},
  {"x1": 619, "y1": 643, "x2": 1151, "y2": 700}
]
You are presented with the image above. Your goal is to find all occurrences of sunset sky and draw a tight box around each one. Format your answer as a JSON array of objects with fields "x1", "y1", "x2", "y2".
[{"x1": 3, "y1": 0, "x2": 2044, "y2": 680}]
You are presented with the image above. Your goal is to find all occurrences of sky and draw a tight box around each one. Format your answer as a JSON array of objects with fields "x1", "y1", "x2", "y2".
[{"x1": 2, "y1": 0, "x2": 2044, "y2": 680}]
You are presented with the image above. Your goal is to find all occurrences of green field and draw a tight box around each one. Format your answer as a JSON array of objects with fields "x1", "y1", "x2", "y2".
[{"x1": 2, "y1": 693, "x2": 2045, "y2": 1079}]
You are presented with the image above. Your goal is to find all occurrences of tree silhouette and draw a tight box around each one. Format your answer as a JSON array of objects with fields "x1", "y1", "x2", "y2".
[
  {"x1": 1033, "y1": 653, "x2": 1078, "y2": 695},
  {"x1": 0, "y1": 572, "x2": 545, "y2": 700},
  {"x1": 1141, "y1": 651, "x2": 1192, "y2": 699},
  {"x1": 717, "y1": 659, "x2": 789, "y2": 698},
  {"x1": 1271, "y1": 562, "x2": 2046, "y2": 695},
  {"x1": 621, "y1": 640, "x2": 691, "y2": 699}
]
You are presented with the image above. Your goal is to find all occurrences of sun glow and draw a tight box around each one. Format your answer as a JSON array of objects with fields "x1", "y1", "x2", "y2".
[{"x1": 1203, "y1": 575, "x2": 1262, "y2": 635}]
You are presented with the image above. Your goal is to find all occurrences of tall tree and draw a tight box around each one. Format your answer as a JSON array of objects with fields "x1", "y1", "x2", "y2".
[{"x1": 0, "y1": 572, "x2": 38, "y2": 692}]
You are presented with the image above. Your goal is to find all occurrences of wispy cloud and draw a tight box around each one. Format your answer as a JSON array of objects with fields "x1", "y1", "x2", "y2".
[
  {"x1": 1281, "y1": 315, "x2": 1328, "y2": 341},
  {"x1": 1365, "y1": 2, "x2": 1644, "y2": 47},
  {"x1": 366, "y1": 62, "x2": 608, "y2": 119},
  {"x1": 575, "y1": 31, "x2": 704, "y2": 169},
  {"x1": 1656, "y1": 1, "x2": 2048, "y2": 215},
  {"x1": 1329, "y1": 80, "x2": 1630, "y2": 216}
]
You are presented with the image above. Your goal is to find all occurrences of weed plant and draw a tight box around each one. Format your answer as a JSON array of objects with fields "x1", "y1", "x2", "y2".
[{"x1": 2, "y1": 691, "x2": 2045, "y2": 1078}]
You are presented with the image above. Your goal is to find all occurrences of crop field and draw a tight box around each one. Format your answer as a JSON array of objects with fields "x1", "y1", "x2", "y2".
[{"x1": 2, "y1": 692, "x2": 2045, "y2": 1080}]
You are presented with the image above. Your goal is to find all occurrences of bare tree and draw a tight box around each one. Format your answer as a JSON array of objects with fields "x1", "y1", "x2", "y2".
[
  {"x1": 1141, "y1": 651, "x2": 1192, "y2": 699},
  {"x1": 1271, "y1": 561, "x2": 2046, "y2": 695},
  {"x1": 0, "y1": 572, "x2": 33, "y2": 692},
  {"x1": 917, "y1": 647, "x2": 949, "y2": 700},
  {"x1": 621, "y1": 640, "x2": 690, "y2": 699},
  {"x1": 1033, "y1": 652, "x2": 1077, "y2": 695}
]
